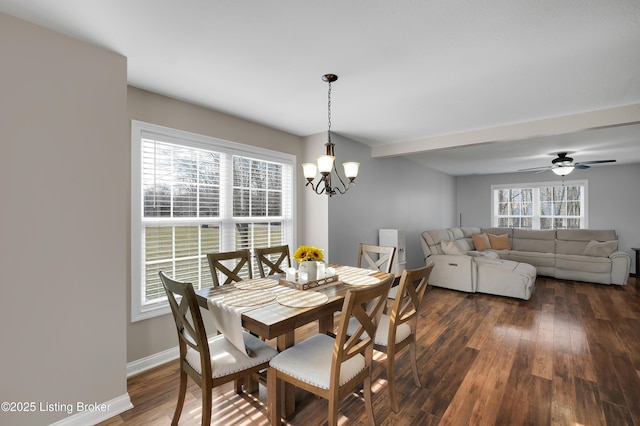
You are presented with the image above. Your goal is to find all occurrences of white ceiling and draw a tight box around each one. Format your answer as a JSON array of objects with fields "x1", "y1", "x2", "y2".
[{"x1": 2, "y1": 0, "x2": 639, "y2": 175}]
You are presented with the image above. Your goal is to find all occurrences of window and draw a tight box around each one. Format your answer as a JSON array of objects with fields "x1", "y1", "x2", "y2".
[
  {"x1": 492, "y1": 180, "x2": 587, "y2": 230},
  {"x1": 132, "y1": 121, "x2": 295, "y2": 321}
]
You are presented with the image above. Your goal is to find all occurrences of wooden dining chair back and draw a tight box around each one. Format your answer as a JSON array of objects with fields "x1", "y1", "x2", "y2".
[
  {"x1": 376, "y1": 264, "x2": 433, "y2": 412},
  {"x1": 159, "y1": 271, "x2": 277, "y2": 426},
  {"x1": 254, "y1": 245, "x2": 291, "y2": 277},
  {"x1": 268, "y1": 275, "x2": 394, "y2": 426},
  {"x1": 207, "y1": 249, "x2": 253, "y2": 286},
  {"x1": 357, "y1": 243, "x2": 396, "y2": 273}
]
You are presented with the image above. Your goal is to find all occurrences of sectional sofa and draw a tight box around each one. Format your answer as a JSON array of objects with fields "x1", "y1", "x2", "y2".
[{"x1": 420, "y1": 227, "x2": 631, "y2": 300}]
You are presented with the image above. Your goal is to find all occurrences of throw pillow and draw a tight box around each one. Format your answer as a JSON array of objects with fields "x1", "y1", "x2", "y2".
[
  {"x1": 488, "y1": 233, "x2": 510, "y2": 250},
  {"x1": 582, "y1": 240, "x2": 617, "y2": 257},
  {"x1": 441, "y1": 240, "x2": 467, "y2": 255},
  {"x1": 471, "y1": 233, "x2": 491, "y2": 251}
]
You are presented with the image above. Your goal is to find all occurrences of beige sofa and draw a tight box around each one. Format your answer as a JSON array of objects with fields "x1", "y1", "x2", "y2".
[{"x1": 420, "y1": 227, "x2": 631, "y2": 300}]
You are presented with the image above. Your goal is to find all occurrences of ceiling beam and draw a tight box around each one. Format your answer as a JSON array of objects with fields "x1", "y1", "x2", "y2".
[{"x1": 371, "y1": 103, "x2": 640, "y2": 158}]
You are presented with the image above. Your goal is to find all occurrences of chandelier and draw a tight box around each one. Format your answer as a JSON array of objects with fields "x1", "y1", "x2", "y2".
[{"x1": 302, "y1": 74, "x2": 359, "y2": 196}]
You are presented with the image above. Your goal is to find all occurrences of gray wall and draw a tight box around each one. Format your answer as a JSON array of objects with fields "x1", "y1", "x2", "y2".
[
  {"x1": 456, "y1": 163, "x2": 640, "y2": 274},
  {"x1": 1, "y1": 13, "x2": 128, "y2": 425},
  {"x1": 328, "y1": 134, "x2": 457, "y2": 269}
]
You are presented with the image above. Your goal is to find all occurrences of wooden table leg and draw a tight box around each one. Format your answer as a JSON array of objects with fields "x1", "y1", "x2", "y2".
[
  {"x1": 318, "y1": 313, "x2": 334, "y2": 335},
  {"x1": 244, "y1": 376, "x2": 259, "y2": 393},
  {"x1": 277, "y1": 332, "x2": 296, "y2": 418}
]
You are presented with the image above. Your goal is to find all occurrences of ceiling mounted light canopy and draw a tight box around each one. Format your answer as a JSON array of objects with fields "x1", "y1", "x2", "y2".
[{"x1": 302, "y1": 74, "x2": 359, "y2": 196}]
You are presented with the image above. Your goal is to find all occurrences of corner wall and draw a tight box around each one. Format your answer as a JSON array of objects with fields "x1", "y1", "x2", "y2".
[
  {"x1": 326, "y1": 134, "x2": 457, "y2": 269},
  {"x1": 0, "y1": 12, "x2": 129, "y2": 425},
  {"x1": 300, "y1": 133, "x2": 330, "y2": 257}
]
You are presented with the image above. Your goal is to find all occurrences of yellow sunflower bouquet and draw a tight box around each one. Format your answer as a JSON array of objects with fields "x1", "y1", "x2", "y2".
[{"x1": 293, "y1": 245, "x2": 324, "y2": 263}]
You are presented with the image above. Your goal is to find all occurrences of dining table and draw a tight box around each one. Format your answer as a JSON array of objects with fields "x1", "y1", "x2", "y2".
[{"x1": 195, "y1": 265, "x2": 394, "y2": 419}]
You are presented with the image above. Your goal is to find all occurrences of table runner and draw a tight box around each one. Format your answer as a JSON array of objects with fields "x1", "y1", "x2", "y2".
[
  {"x1": 207, "y1": 283, "x2": 278, "y2": 356},
  {"x1": 207, "y1": 297, "x2": 253, "y2": 356}
]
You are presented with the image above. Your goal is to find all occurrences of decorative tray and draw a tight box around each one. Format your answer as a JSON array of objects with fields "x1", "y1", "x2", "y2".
[{"x1": 279, "y1": 274, "x2": 340, "y2": 291}]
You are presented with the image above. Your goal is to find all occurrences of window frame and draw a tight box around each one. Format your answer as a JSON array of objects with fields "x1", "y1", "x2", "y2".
[
  {"x1": 131, "y1": 120, "x2": 296, "y2": 321},
  {"x1": 491, "y1": 179, "x2": 588, "y2": 230}
]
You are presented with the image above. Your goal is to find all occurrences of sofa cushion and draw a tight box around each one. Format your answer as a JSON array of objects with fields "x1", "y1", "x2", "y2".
[
  {"x1": 449, "y1": 227, "x2": 479, "y2": 251},
  {"x1": 459, "y1": 227, "x2": 482, "y2": 237},
  {"x1": 441, "y1": 240, "x2": 466, "y2": 255},
  {"x1": 475, "y1": 258, "x2": 536, "y2": 300},
  {"x1": 457, "y1": 238, "x2": 475, "y2": 251},
  {"x1": 511, "y1": 229, "x2": 556, "y2": 253},
  {"x1": 423, "y1": 229, "x2": 451, "y2": 255},
  {"x1": 508, "y1": 250, "x2": 556, "y2": 268},
  {"x1": 481, "y1": 227, "x2": 513, "y2": 238},
  {"x1": 582, "y1": 240, "x2": 617, "y2": 257},
  {"x1": 555, "y1": 254, "x2": 612, "y2": 274},
  {"x1": 488, "y1": 233, "x2": 510, "y2": 250},
  {"x1": 472, "y1": 233, "x2": 490, "y2": 251},
  {"x1": 556, "y1": 229, "x2": 617, "y2": 255},
  {"x1": 449, "y1": 227, "x2": 465, "y2": 241}
]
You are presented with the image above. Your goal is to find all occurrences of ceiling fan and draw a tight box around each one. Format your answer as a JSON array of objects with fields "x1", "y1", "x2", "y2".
[{"x1": 519, "y1": 152, "x2": 616, "y2": 176}]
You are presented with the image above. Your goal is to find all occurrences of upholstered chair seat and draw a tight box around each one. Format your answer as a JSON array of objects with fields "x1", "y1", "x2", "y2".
[
  {"x1": 185, "y1": 333, "x2": 277, "y2": 378},
  {"x1": 269, "y1": 334, "x2": 366, "y2": 389}
]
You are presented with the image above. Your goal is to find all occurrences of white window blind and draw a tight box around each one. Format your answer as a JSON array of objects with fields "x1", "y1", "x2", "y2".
[
  {"x1": 132, "y1": 120, "x2": 295, "y2": 321},
  {"x1": 491, "y1": 180, "x2": 587, "y2": 230}
]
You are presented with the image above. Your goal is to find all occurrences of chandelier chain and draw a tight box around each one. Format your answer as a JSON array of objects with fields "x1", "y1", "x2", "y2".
[{"x1": 327, "y1": 80, "x2": 332, "y2": 143}]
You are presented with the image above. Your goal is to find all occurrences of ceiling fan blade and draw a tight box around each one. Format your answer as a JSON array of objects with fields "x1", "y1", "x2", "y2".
[
  {"x1": 575, "y1": 159, "x2": 616, "y2": 165},
  {"x1": 574, "y1": 164, "x2": 590, "y2": 169}
]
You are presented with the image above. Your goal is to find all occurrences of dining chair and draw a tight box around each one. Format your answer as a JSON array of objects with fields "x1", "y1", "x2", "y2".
[
  {"x1": 347, "y1": 264, "x2": 433, "y2": 413},
  {"x1": 357, "y1": 243, "x2": 396, "y2": 274},
  {"x1": 358, "y1": 243, "x2": 399, "y2": 306},
  {"x1": 254, "y1": 245, "x2": 291, "y2": 277},
  {"x1": 267, "y1": 275, "x2": 393, "y2": 426},
  {"x1": 207, "y1": 249, "x2": 253, "y2": 286},
  {"x1": 159, "y1": 271, "x2": 277, "y2": 426}
]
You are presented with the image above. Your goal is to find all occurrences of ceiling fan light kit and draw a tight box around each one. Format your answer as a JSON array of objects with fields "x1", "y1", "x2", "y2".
[{"x1": 551, "y1": 165, "x2": 575, "y2": 176}]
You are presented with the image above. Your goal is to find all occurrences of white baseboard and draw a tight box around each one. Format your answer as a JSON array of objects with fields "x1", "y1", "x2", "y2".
[
  {"x1": 48, "y1": 393, "x2": 133, "y2": 426},
  {"x1": 49, "y1": 348, "x2": 179, "y2": 425},
  {"x1": 126, "y1": 345, "x2": 179, "y2": 377}
]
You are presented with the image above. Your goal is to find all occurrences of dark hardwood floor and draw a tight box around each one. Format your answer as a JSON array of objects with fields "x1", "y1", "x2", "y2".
[{"x1": 99, "y1": 276, "x2": 640, "y2": 425}]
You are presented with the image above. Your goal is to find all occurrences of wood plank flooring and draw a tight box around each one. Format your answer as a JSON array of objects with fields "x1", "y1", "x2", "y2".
[{"x1": 99, "y1": 276, "x2": 640, "y2": 425}]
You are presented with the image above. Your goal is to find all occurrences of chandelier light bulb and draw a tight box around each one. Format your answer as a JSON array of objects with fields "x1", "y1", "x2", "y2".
[
  {"x1": 343, "y1": 162, "x2": 360, "y2": 179},
  {"x1": 302, "y1": 163, "x2": 318, "y2": 179},
  {"x1": 317, "y1": 155, "x2": 335, "y2": 174}
]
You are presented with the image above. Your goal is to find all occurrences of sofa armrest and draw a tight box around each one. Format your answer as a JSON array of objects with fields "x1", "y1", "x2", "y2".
[
  {"x1": 421, "y1": 233, "x2": 433, "y2": 261},
  {"x1": 609, "y1": 250, "x2": 629, "y2": 259},
  {"x1": 610, "y1": 251, "x2": 631, "y2": 285}
]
